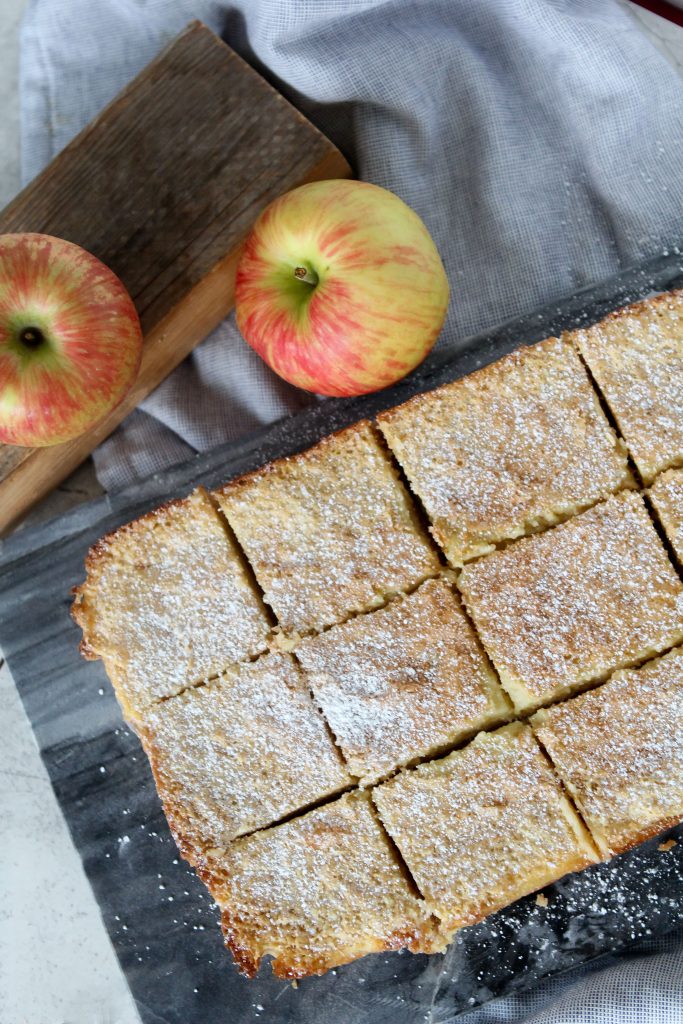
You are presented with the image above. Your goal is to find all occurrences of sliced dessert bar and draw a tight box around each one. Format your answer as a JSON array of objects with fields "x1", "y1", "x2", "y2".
[
  {"x1": 140, "y1": 652, "x2": 351, "y2": 862},
  {"x1": 202, "y1": 789, "x2": 439, "y2": 978},
  {"x1": 458, "y1": 491, "x2": 683, "y2": 713},
  {"x1": 296, "y1": 578, "x2": 510, "y2": 785},
  {"x1": 373, "y1": 723, "x2": 597, "y2": 938},
  {"x1": 214, "y1": 421, "x2": 441, "y2": 634},
  {"x1": 532, "y1": 646, "x2": 683, "y2": 857},
  {"x1": 650, "y1": 467, "x2": 683, "y2": 564},
  {"x1": 571, "y1": 290, "x2": 683, "y2": 485},
  {"x1": 72, "y1": 487, "x2": 271, "y2": 721},
  {"x1": 377, "y1": 337, "x2": 630, "y2": 566}
]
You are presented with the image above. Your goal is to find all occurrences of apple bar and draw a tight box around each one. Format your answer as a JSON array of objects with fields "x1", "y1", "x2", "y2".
[
  {"x1": 373, "y1": 723, "x2": 598, "y2": 939},
  {"x1": 296, "y1": 578, "x2": 511, "y2": 786},
  {"x1": 214, "y1": 420, "x2": 441, "y2": 634},
  {"x1": 532, "y1": 646, "x2": 683, "y2": 857},
  {"x1": 650, "y1": 468, "x2": 683, "y2": 564},
  {"x1": 458, "y1": 491, "x2": 683, "y2": 713},
  {"x1": 377, "y1": 337, "x2": 630, "y2": 566},
  {"x1": 571, "y1": 290, "x2": 683, "y2": 485},
  {"x1": 139, "y1": 652, "x2": 351, "y2": 864},
  {"x1": 71, "y1": 487, "x2": 271, "y2": 723},
  {"x1": 202, "y1": 790, "x2": 440, "y2": 978}
]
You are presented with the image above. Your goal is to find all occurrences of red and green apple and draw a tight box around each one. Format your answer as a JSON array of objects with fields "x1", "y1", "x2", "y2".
[
  {"x1": 235, "y1": 180, "x2": 450, "y2": 397},
  {"x1": 0, "y1": 233, "x2": 143, "y2": 447}
]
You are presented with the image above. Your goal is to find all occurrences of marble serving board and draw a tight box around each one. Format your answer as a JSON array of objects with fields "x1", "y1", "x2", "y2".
[{"x1": 2, "y1": 249, "x2": 683, "y2": 1024}]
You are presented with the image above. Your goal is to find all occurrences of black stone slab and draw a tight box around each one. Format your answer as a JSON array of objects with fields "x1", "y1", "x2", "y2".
[{"x1": 2, "y1": 248, "x2": 683, "y2": 1024}]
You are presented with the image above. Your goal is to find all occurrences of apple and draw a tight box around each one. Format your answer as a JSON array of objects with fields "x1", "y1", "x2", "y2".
[
  {"x1": 235, "y1": 180, "x2": 449, "y2": 396},
  {"x1": 0, "y1": 233, "x2": 143, "y2": 447}
]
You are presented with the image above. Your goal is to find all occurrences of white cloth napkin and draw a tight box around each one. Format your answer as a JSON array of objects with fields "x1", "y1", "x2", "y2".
[
  {"x1": 20, "y1": 0, "x2": 683, "y2": 492},
  {"x1": 20, "y1": 0, "x2": 683, "y2": 1019}
]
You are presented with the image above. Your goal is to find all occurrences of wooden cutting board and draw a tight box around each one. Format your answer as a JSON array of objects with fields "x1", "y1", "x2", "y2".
[{"x1": 0, "y1": 20, "x2": 350, "y2": 534}]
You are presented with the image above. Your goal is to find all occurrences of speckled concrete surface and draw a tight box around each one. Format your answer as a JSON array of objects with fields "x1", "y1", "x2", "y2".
[
  {"x1": 0, "y1": 5, "x2": 142, "y2": 1021},
  {"x1": 0, "y1": 4, "x2": 682, "y2": 1023}
]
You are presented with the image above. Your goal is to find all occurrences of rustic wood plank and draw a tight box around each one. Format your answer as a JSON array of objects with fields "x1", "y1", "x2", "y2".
[
  {"x1": 0, "y1": 445, "x2": 31, "y2": 480},
  {"x1": 0, "y1": 21, "x2": 350, "y2": 533}
]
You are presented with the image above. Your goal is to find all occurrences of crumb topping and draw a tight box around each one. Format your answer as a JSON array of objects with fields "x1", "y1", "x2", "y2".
[
  {"x1": 650, "y1": 467, "x2": 683, "y2": 565},
  {"x1": 206, "y1": 790, "x2": 435, "y2": 977},
  {"x1": 459, "y1": 491, "x2": 683, "y2": 710},
  {"x1": 297, "y1": 578, "x2": 509, "y2": 783},
  {"x1": 72, "y1": 489, "x2": 270, "y2": 712},
  {"x1": 374, "y1": 725, "x2": 596, "y2": 933},
  {"x1": 215, "y1": 422, "x2": 440, "y2": 633},
  {"x1": 572, "y1": 290, "x2": 683, "y2": 484},
  {"x1": 142, "y1": 652, "x2": 351, "y2": 854},
  {"x1": 378, "y1": 337, "x2": 630, "y2": 565},
  {"x1": 532, "y1": 646, "x2": 683, "y2": 856}
]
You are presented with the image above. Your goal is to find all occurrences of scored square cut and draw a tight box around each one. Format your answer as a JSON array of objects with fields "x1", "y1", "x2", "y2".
[
  {"x1": 139, "y1": 652, "x2": 351, "y2": 861},
  {"x1": 532, "y1": 646, "x2": 683, "y2": 857},
  {"x1": 202, "y1": 789, "x2": 440, "y2": 978},
  {"x1": 214, "y1": 421, "x2": 441, "y2": 634},
  {"x1": 71, "y1": 487, "x2": 271, "y2": 721},
  {"x1": 296, "y1": 577, "x2": 511, "y2": 785},
  {"x1": 571, "y1": 290, "x2": 683, "y2": 485},
  {"x1": 377, "y1": 337, "x2": 631, "y2": 566},
  {"x1": 373, "y1": 723, "x2": 597, "y2": 938},
  {"x1": 650, "y1": 468, "x2": 683, "y2": 565},
  {"x1": 458, "y1": 491, "x2": 683, "y2": 713}
]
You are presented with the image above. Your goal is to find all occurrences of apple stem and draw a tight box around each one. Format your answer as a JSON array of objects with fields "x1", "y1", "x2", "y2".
[{"x1": 294, "y1": 265, "x2": 319, "y2": 287}]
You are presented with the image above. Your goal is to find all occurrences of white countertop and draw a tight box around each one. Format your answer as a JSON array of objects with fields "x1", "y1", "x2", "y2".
[{"x1": 1, "y1": 3, "x2": 682, "y2": 1022}]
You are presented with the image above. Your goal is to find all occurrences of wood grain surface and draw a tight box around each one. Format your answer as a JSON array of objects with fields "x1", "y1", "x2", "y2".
[{"x1": 0, "y1": 20, "x2": 350, "y2": 533}]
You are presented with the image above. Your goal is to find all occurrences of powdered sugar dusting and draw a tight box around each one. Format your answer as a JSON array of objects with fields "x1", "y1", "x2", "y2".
[
  {"x1": 296, "y1": 578, "x2": 510, "y2": 784},
  {"x1": 373, "y1": 724, "x2": 596, "y2": 937},
  {"x1": 72, "y1": 488, "x2": 271, "y2": 716},
  {"x1": 533, "y1": 646, "x2": 683, "y2": 856},
  {"x1": 572, "y1": 290, "x2": 683, "y2": 484},
  {"x1": 650, "y1": 467, "x2": 683, "y2": 564},
  {"x1": 214, "y1": 422, "x2": 441, "y2": 634},
  {"x1": 378, "y1": 338, "x2": 630, "y2": 566},
  {"x1": 459, "y1": 491, "x2": 683, "y2": 711},
  {"x1": 74, "y1": 288, "x2": 683, "y2": 982},
  {"x1": 206, "y1": 790, "x2": 436, "y2": 978},
  {"x1": 142, "y1": 652, "x2": 351, "y2": 857}
]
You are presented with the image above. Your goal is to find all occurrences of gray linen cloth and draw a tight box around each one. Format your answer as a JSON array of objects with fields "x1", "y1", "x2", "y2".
[{"x1": 20, "y1": 0, "x2": 683, "y2": 1019}]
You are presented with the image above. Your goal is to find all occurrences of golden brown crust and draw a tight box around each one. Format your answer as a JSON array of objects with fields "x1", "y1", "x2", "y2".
[
  {"x1": 100, "y1": 659, "x2": 144, "y2": 732},
  {"x1": 583, "y1": 289, "x2": 683, "y2": 332},
  {"x1": 200, "y1": 790, "x2": 440, "y2": 978},
  {"x1": 570, "y1": 289, "x2": 683, "y2": 485},
  {"x1": 459, "y1": 491, "x2": 683, "y2": 712},
  {"x1": 296, "y1": 578, "x2": 511, "y2": 784},
  {"x1": 73, "y1": 498, "x2": 197, "y2": 650},
  {"x1": 373, "y1": 723, "x2": 598, "y2": 938},
  {"x1": 218, "y1": 916, "x2": 437, "y2": 981},
  {"x1": 143, "y1": 732, "x2": 209, "y2": 866},
  {"x1": 71, "y1": 487, "x2": 271, "y2": 720},
  {"x1": 214, "y1": 420, "x2": 375, "y2": 497},
  {"x1": 602, "y1": 818, "x2": 683, "y2": 859},
  {"x1": 377, "y1": 336, "x2": 631, "y2": 566},
  {"x1": 214, "y1": 420, "x2": 441, "y2": 634},
  {"x1": 532, "y1": 646, "x2": 683, "y2": 858}
]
